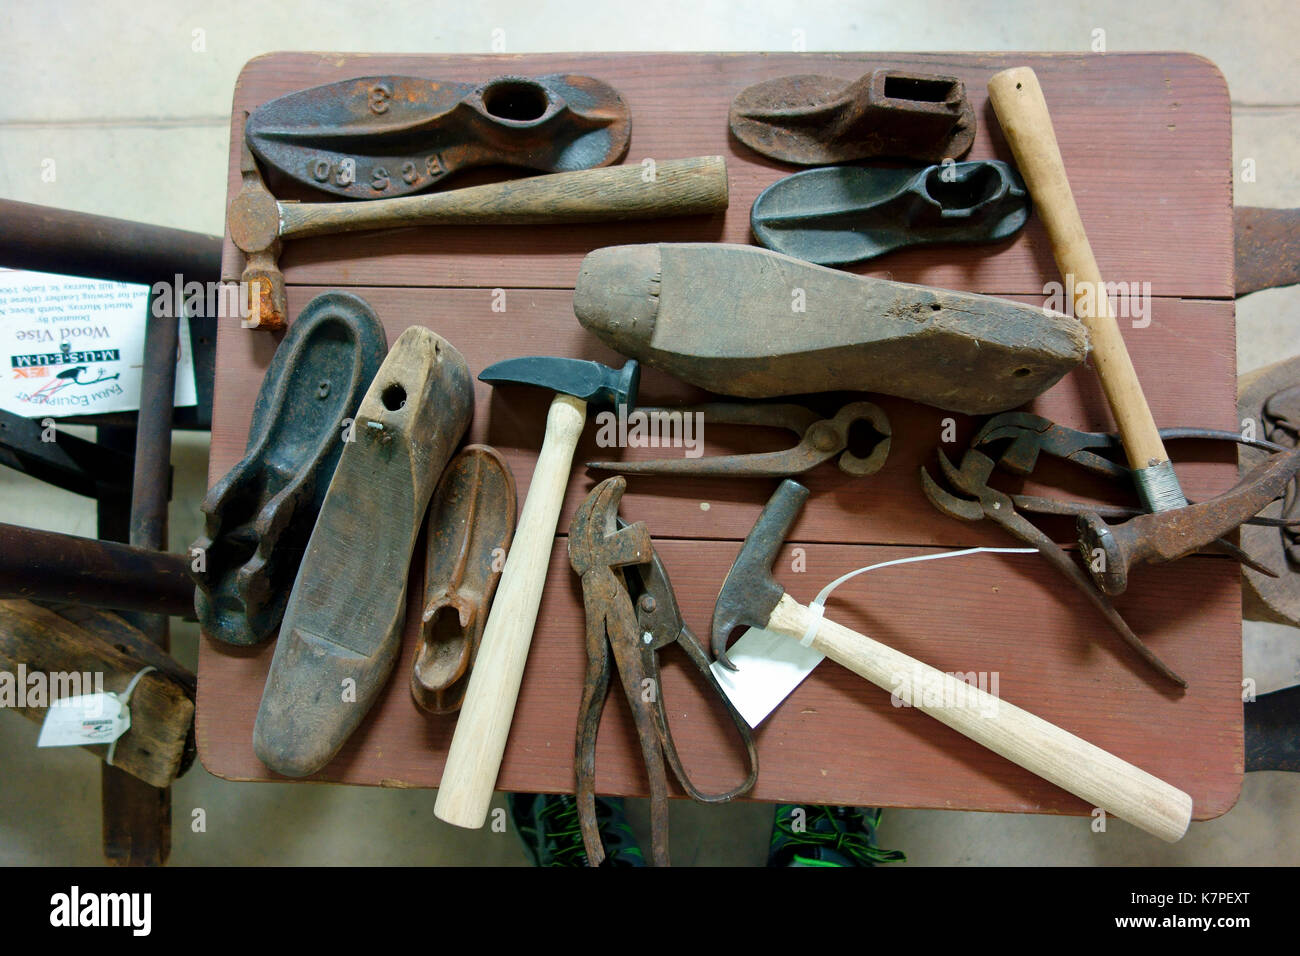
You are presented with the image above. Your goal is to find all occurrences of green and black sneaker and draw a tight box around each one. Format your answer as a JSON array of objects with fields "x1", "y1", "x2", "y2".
[
  {"x1": 508, "y1": 793, "x2": 646, "y2": 867},
  {"x1": 768, "y1": 805, "x2": 906, "y2": 867}
]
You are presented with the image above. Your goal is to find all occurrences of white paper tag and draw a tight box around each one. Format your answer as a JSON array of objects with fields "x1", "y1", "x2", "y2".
[
  {"x1": 37, "y1": 692, "x2": 131, "y2": 747},
  {"x1": 710, "y1": 628, "x2": 825, "y2": 729},
  {"x1": 0, "y1": 268, "x2": 197, "y2": 418}
]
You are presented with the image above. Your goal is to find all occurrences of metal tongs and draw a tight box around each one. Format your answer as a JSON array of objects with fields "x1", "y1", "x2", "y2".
[
  {"x1": 568, "y1": 477, "x2": 758, "y2": 866},
  {"x1": 587, "y1": 401, "x2": 890, "y2": 478}
]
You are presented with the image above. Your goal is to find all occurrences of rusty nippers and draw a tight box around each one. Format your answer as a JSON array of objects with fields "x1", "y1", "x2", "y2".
[
  {"x1": 568, "y1": 477, "x2": 758, "y2": 866},
  {"x1": 921, "y1": 448, "x2": 1187, "y2": 687},
  {"x1": 587, "y1": 401, "x2": 890, "y2": 478}
]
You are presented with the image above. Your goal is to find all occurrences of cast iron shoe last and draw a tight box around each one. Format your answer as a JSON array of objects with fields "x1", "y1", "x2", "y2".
[
  {"x1": 750, "y1": 161, "x2": 1030, "y2": 266},
  {"x1": 411, "y1": 444, "x2": 518, "y2": 714},
  {"x1": 246, "y1": 73, "x2": 632, "y2": 200},
  {"x1": 191, "y1": 291, "x2": 388, "y2": 645},
  {"x1": 729, "y1": 70, "x2": 976, "y2": 166},
  {"x1": 253, "y1": 325, "x2": 473, "y2": 777}
]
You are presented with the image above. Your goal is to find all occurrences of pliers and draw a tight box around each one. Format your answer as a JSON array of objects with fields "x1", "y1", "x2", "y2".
[
  {"x1": 568, "y1": 476, "x2": 759, "y2": 866},
  {"x1": 921, "y1": 446, "x2": 1188, "y2": 687},
  {"x1": 974, "y1": 411, "x2": 1289, "y2": 491},
  {"x1": 586, "y1": 400, "x2": 891, "y2": 478},
  {"x1": 971, "y1": 412, "x2": 1297, "y2": 562}
]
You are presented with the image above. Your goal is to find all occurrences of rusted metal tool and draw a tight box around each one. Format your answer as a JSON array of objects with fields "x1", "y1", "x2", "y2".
[
  {"x1": 569, "y1": 478, "x2": 758, "y2": 866},
  {"x1": 1079, "y1": 446, "x2": 1300, "y2": 598},
  {"x1": 573, "y1": 243, "x2": 1086, "y2": 416},
  {"x1": 967, "y1": 413, "x2": 1300, "y2": 594},
  {"x1": 1235, "y1": 207, "x2": 1300, "y2": 296},
  {"x1": 968, "y1": 412, "x2": 1296, "y2": 547},
  {"x1": 730, "y1": 70, "x2": 975, "y2": 165},
  {"x1": 922, "y1": 410, "x2": 1300, "y2": 683},
  {"x1": 411, "y1": 444, "x2": 517, "y2": 714},
  {"x1": 191, "y1": 292, "x2": 388, "y2": 645},
  {"x1": 587, "y1": 400, "x2": 890, "y2": 477},
  {"x1": 1239, "y1": 355, "x2": 1300, "y2": 626},
  {"x1": 435, "y1": 357, "x2": 640, "y2": 830},
  {"x1": 986, "y1": 70, "x2": 1300, "y2": 603},
  {"x1": 971, "y1": 411, "x2": 1285, "y2": 482},
  {"x1": 711, "y1": 480, "x2": 1192, "y2": 842},
  {"x1": 253, "y1": 326, "x2": 472, "y2": 777},
  {"x1": 751, "y1": 161, "x2": 1030, "y2": 266},
  {"x1": 920, "y1": 447, "x2": 1186, "y2": 687},
  {"x1": 246, "y1": 73, "x2": 632, "y2": 200},
  {"x1": 228, "y1": 141, "x2": 729, "y2": 332}
]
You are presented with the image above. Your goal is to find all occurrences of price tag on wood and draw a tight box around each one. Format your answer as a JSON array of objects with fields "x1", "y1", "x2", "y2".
[{"x1": 37, "y1": 692, "x2": 132, "y2": 747}]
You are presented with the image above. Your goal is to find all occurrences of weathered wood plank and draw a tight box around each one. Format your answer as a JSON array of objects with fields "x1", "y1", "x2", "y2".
[{"x1": 0, "y1": 600, "x2": 193, "y2": 789}]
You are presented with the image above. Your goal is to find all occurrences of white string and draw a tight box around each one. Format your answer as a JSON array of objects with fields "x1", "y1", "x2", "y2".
[
  {"x1": 798, "y1": 547, "x2": 1037, "y2": 647},
  {"x1": 106, "y1": 665, "x2": 156, "y2": 767}
]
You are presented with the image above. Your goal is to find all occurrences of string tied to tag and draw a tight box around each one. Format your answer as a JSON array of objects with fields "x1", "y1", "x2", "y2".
[
  {"x1": 798, "y1": 547, "x2": 1037, "y2": 648},
  {"x1": 106, "y1": 665, "x2": 157, "y2": 767}
]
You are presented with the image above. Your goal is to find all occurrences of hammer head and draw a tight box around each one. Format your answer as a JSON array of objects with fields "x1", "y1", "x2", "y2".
[
  {"x1": 227, "y1": 130, "x2": 287, "y2": 331},
  {"x1": 479, "y1": 356, "x2": 639, "y2": 410},
  {"x1": 711, "y1": 479, "x2": 811, "y2": 669}
]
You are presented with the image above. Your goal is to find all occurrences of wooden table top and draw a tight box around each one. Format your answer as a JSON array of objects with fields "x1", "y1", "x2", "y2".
[{"x1": 198, "y1": 52, "x2": 1241, "y2": 824}]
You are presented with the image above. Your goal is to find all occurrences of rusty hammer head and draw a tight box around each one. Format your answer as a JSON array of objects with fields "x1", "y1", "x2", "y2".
[
  {"x1": 1077, "y1": 444, "x2": 1300, "y2": 596},
  {"x1": 478, "y1": 355, "x2": 640, "y2": 410},
  {"x1": 711, "y1": 479, "x2": 810, "y2": 669},
  {"x1": 227, "y1": 129, "x2": 287, "y2": 331}
]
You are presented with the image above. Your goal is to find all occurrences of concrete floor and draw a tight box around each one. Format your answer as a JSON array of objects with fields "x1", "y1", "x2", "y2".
[{"x1": 1, "y1": 1, "x2": 1297, "y2": 865}]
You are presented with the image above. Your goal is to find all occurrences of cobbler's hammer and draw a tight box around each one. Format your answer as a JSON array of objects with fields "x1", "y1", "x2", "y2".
[
  {"x1": 712, "y1": 480, "x2": 1193, "y2": 843},
  {"x1": 987, "y1": 68, "x2": 1300, "y2": 595},
  {"x1": 434, "y1": 357, "x2": 640, "y2": 829},
  {"x1": 987, "y1": 68, "x2": 1183, "y2": 513},
  {"x1": 227, "y1": 135, "x2": 729, "y2": 331}
]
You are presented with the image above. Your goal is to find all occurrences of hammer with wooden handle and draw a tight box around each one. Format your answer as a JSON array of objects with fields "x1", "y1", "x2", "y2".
[
  {"x1": 986, "y1": 67, "x2": 1186, "y2": 515},
  {"x1": 712, "y1": 480, "x2": 1193, "y2": 843},
  {"x1": 434, "y1": 356, "x2": 640, "y2": 829},
  {"x1": 227, "y1": 136, "x2": 729, "y2": 331}
]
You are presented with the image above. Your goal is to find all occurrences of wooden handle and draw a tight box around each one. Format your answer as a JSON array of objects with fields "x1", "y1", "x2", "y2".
[
  {"x1": 987, "y1": 67, "x2": 1168, "y2": 470},
  {"x1": 281, "y1": 156, "x2": 729, "y2": 240},
  {"x1": 767, "y1": 594, "x2": 1192, "y2": 842},
  {"x1": 434, "y1": 394, "x2": 587, "y2": 828}
]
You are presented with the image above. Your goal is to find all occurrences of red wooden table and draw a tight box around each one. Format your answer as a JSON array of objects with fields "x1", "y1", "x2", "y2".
[{"x1": 198, "y1": 52, "x2": 1240, "y2": 823}]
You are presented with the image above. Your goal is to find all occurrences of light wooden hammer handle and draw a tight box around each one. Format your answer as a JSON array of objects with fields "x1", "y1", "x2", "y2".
[
  {"x1": 987, "y1": 67, "x2": 1169, "y2": 471},
  {"x1": 766, "y1": 594, "x2": 1192, "y2": 842},
  {"x1": 434, "y1": 394, "x2": 587, "y2": 829},
  {"x1": 281, "y1": 156, "x2": 729, "y2": 239}
]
